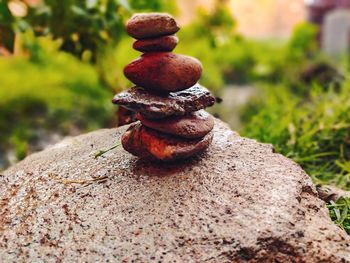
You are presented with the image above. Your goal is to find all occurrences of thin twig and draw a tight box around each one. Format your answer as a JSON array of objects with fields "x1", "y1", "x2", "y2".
[{"x1": 94, "y1": 143, "x2": 121, "y2": 159}]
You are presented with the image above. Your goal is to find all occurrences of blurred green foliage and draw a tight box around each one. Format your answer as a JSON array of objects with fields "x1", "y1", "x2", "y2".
[
  {"x1": 238, "y1": 22, "x2": 350, "y2": 191},
  {"x1": 128, "y1": 0, "x2": 177, "y2": 13},
  {"x1": 240, "y1": 81, "x2": 350, "y2": 189},
  {"x1": 24, "y1": 0, "x2": 128, "y2": 60},
  {"x1": 1, "y1": 0, "x2": 175, "y2": 58},
  {"x1": 0, "y1": 34, "x2": 113, "y2": 163},
  {"x1": 328, "y1": 197, "x2": 350, "y2": 234},
  {"x1": 0, "y1": 1, "x2": 14, "y2": 26}
]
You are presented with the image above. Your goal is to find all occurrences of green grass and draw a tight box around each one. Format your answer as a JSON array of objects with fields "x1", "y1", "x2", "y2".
[
  {"x1": 240, "y1": 81, "x2": 350, "y2": 189},
  {"x1": 328, "y1": 198, "x2": 350, "y2": 233}
]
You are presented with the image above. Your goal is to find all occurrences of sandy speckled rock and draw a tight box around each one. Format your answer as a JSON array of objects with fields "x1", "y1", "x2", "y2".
[{"x1": 1, "y1": 119, "x2": 350, "y2": 262}]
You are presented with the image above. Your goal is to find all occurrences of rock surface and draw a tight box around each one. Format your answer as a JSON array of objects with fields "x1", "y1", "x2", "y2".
[
  {"x1": 137, "y1": 110, "x2": 214, "y2": 139},
  {"x1": 112, "y1": 85, "x2": 216, "y2": 119},
  {"x1": 122, "y1": 122, "x2": 213, "y2": 161},
  {"x1": 1, "y1": 119, "x2": 350, "y2": 262},
  {"x1": 124, "y1": 52, "x2": 202, "y2": 92},
  {"x1": 126, "y1": 13, "x2": 180, "y2": 39},
  {"x1": 133, "y1": 35, "x2": 178, "y2": 52}
]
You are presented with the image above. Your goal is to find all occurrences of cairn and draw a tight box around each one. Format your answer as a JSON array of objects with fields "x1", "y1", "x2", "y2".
[{"x1": 113, "y1": 13, "x2": 216, "y2": 161}]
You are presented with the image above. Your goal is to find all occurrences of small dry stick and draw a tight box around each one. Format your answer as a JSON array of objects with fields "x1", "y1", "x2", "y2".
[{"x1": 94, "y1": 143, "x2": 121, "y2": 159}]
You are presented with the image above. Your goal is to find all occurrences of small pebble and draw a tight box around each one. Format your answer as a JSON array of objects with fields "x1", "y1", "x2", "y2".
[
  {"x1": 126, "y1": 13, "x2": 180, "y2": 39},
  {"x1": 133, "y1": 35, "x2": 178, "y2": 52}
]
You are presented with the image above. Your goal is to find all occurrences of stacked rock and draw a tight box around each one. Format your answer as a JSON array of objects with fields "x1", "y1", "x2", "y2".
[{"x1": 112, "y1": 13, "x2": 216, "y2": 162}]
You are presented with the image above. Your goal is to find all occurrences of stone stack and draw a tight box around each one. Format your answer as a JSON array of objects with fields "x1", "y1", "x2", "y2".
[{"x1": 112, "y1": 13, "x2": 216, "y2": 162}]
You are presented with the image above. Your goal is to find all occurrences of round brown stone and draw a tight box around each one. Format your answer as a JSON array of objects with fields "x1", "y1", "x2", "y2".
[
  {"x1": 126, "y1": 13, "x2": 180, "y2": 39},
  {"x1": 121, "y1": 122, "x2": 213, "y2": 161},
  {"x1": 133, "y1": 35, "x2": 178, "y2": 52},
  {"x1": 137, "y1": 110, "x2": 214, "y2": 139},
  {"x1": 112, "y1": 84, "x2": 216, "y2": 119},
  {"x1": 124, "y1": 52, "x2": 202, "y2": 93}
]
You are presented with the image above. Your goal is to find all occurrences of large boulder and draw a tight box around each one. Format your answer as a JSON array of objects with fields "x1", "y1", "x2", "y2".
[{"x1": 0, "y1": 119, "x2": 349, "y2": 262}]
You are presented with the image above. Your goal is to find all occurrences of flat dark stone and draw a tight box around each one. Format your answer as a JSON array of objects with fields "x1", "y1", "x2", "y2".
[{"x1": 112, "y1": 84, "x2": 216, "y2": 119}]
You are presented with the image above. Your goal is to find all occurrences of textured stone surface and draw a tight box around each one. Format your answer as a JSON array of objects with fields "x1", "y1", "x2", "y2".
[
  {"x1": 124, "y1": 52, "x2": 202, "y2": 93},
  {"x1": 126, "y1": 13, "x2": 179, "y2": 39},
  {"x1": 137, "y1": 110, "x2": 214, "y2": 139},
  {"x1": 133, "y1": 35, "x2": 178, "y2": 52},
  {"x1": 1, "y1": 119, "x2": 350, "y2": 262},
  {"x1": 112, "y1": 84, "x2": 216, "y2": 119},
  {"x1": 122, "y1": 122, "x2": 213, "y2": 161}
]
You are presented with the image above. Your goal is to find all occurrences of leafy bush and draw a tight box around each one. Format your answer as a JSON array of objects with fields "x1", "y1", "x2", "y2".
[
  {"x1": 128, "y1": 0, "x2": 177, "y2": 13},
  {"x1": 1, "y1": 0, "x2": 176, "y2": 57},
  {"x1": 0, "y1": 36, "x2": 114, "y2": 166}
]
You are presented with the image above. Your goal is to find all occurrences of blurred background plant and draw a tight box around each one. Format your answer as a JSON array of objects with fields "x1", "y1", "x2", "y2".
[{"x1": 1, "y1": 0, "x2": 350, "y2": 232}]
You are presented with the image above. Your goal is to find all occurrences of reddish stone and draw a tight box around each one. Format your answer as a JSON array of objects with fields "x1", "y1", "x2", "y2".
[
  {"x1": 117, "y1": 107, "x2": 136, "y2": 126},
  {"x1": 137, "y1": 110, "x2": 214, "y2": 139},
  {"x1": 124, "y1": 52, "x2": 202, "y2": 93},
  {"x1": 126, "y1": 13, "x2": 180, "y2": 39},
  {"x1": 121, "y1": 122, "x2": 213, "y2": 161},
  {"x1": 133, "y1": 35, "x2": 178, "y2": 52}
]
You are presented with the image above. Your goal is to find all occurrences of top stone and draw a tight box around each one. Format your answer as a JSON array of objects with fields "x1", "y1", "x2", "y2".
[{"x1": 126, "y1": 13, "x2": 180, "y2": 39}]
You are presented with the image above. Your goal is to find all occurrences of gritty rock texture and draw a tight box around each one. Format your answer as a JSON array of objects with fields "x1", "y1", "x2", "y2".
[
  {"x1": 1, "y1": 119, "x2": 350, "y2": 262},
  {"x1": 112, "y1": 84, "x2": 216, "y2": 119}
]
